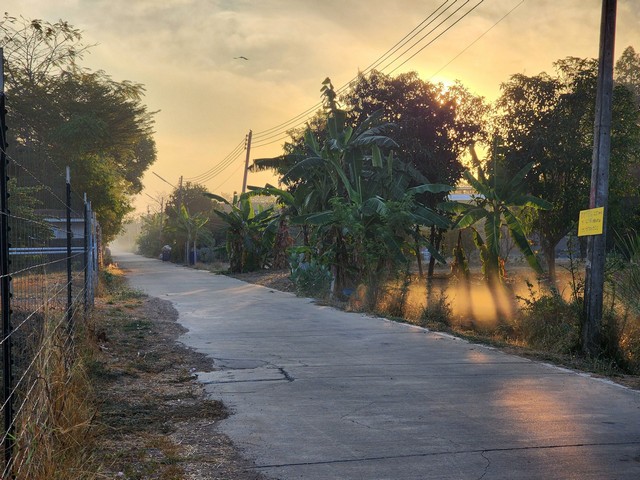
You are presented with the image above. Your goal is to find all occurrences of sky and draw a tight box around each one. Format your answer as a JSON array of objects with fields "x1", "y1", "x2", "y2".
[{"x1": 4, "y1": 0, "x2": 640, "y2": 214}]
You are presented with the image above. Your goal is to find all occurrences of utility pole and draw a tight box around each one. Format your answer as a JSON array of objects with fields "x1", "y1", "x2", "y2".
[
  {"x1": 241, "y1": 130, "x2": 252, "y2": 194},
  {"x1": 159, "y1": 196, "x2": 164, "y2": 245},
  {"x1": 583, "y1": 0, "x2": 617, "y2": 355}
]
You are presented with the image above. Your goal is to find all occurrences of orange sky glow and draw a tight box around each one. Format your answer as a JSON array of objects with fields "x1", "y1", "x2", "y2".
[{"x1": 3, "y1": 1, "x2": 640, "y2": 215}]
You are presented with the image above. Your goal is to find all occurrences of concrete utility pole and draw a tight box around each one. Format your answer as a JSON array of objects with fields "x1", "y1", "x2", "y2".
[
  {"x1": 583, "y1": 0, "x2": 617, "y2": 355},
  {"x1": 241, "y1": 130, "x2": 252, "y2": 194}
]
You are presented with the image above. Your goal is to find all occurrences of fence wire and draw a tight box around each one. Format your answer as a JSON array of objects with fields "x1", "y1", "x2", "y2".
[{"x1": 1, "y1": 134, "x2": 99, "y2": 477}]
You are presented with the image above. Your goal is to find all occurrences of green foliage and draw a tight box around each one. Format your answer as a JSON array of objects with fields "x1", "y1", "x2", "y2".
[
  {"x1": 612, "y1": 230, "x2": 640, "y2": 316},
  {"x1": 255, "y1": 70, "x2": 487, "y2": 279},
  {"x1": 342, "y1": 70, "x2": 488, "y2": 190},
  {"x1": 274, "y1": 79, "x2": 452, "y2": 297},
  {"x1": 136, "y1": 212, "x2": 164, "y2": 258},
  {"x1": 441, "y1": 155, "x2": 550, "y2": 283},
  {"x1": 419, "y1": 292, "x2": 453, "y2": 328},
  {"x1": 288, "y1": 247, "x2": 332, "y2": 298},
  {"x1": 495, "y1": 54, "x2": 640, "y2": 278},
  {"x1": 616, "y1": 45, "x2": 640, "y2": 106},
  {"x1": 7, "y1": 178, "x2": 53, "y2": 246},
  {"x1": 204, "y1": 192, "x2": 276, "y2": 273},
  {"x1": 1, "y1": 14, "x2": 157, "y2": 242},
  {"x1": 515, "y1": 284, "x2": 582, "y2": 354}
]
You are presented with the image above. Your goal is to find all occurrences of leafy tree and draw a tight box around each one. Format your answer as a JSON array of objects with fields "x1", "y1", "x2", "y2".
[
  {"x1": 341, "y1": 70, "x2": 488, "y2": 275},
  {"x1": 1, "y1": 14, "x2": 157, "y2": 242},
  {"x1": 171, "y1": 205, "x2": 210, "y2": 264},
  {"x1": 136, "y1": 212, "x2": 164, "y2": 258},
  {"x1": 495, "y1": 55, "x2": 640, "y2": 280},
  {"x1": 7, "y1": 178, "x2": 53, "y2": 247},
  {"x1": 256, "y1": 72, "x2": 484, "y2": 278},
  {"x1": 162, "y1": 182, "x2": 224, "y2": 262},
  {"x1": 616, "y1": 45, "x2": 640, "y2": 105},
  {"x1": 262, "y1": 79, "x2": 451, "y2": 300}
]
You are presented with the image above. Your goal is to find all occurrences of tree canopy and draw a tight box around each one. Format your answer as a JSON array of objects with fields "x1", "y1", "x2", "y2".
[
  {"x1": 1, "y1": 14, "x2": 157, "y2": 242},
  {"x1": 494, "y1": 54, "x2": 640, "y2": 279}
]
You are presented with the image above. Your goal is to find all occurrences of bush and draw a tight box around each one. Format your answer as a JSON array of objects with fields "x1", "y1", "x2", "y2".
[
  {"x1": 419, "y1": 292, "x2": 452, "y2": 328},
  {"x1": 289, "y1": 248, "x2": 331, "y2": 298},
  {"x1": 601, "y1": 310, "x2": 640, "y2": 375},
  {"x1": 515, "y1": 287, "x2": 581, "y2": 354}
]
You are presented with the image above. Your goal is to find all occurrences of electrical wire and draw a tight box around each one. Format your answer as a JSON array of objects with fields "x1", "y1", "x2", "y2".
[
  {"x1": 357, "y1": 0, "x2": 460, "y2": 77},
  {"x1": 194, "y1": 148, "x2": 246, "y2": 184},
  {"x1": 387, "y1": 0, "x2": 485, "y2": 75},
  {"x1": 188, "y1": 1, "x2": 520, "y2": 173},
  {"x1": 429, "y1": 0, "x2": 525, "y2": 81},
  {"x1": 251, "y1": 0, "x2": 459, "y2": 141},
  {"x1": 183, "y1": 137, "x2": 246, "y2": 182},
  {"x1": 251, "y1": 0, "x2": 487, "y2": 146},
  {"x1": 210, "y1": 160, "x2": 247, "y2": 194}
]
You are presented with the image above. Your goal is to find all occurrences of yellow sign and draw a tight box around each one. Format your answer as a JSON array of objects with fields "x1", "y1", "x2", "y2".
[{"x1": 578, "y1": 207, "x2": 604, "y2": 236}]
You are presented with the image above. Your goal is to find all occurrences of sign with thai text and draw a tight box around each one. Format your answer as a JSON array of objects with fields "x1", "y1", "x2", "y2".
[{"x1": 578, "y1": 207, "x2": 604, "y2": 236}]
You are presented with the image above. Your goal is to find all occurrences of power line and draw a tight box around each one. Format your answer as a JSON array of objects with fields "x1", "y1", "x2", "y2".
[
  {"x1": 253, "y1": 133, "x2": 294, "y2": 150},
  {"x1": 210, "y1": 160, "x2": 246, "y2": 194},
  {"x1": 183, "y1": 137, "x2": 245, "y2": 182},
  {"x1": 188, "y1": 1, "x2": 517, "y2": 178},
  {"x1": 249, "y1": 2, "x2": 465, "y2": 149},
  {"x1": 429, "y1": 0, "x2": 525, "y2": 81},
  {"x1": 191, "y1": 147, "x2": 246, "y2": 184},
  {"x1": 251, "y1": 0, "x2": 487, "y2": 146},
  {"x1": 252, "y1": 0, "x2": 459, "y2": 141},
  {"x1": 359, "y1": 0, "x2": 460, "y2": 76},
  {"x1": 387, "y1": 0, "x2": 485, "y2": 75}
]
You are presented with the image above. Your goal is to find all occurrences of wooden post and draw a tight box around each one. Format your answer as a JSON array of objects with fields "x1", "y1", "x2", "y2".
[{"x1": 583, "y1": 0, "x2": 617, "y2": 355}]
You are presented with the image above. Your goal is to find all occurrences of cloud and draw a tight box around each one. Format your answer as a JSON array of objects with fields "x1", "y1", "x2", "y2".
[{"x1": 3, "y1": 0, "x2": 640, "y2": 204}]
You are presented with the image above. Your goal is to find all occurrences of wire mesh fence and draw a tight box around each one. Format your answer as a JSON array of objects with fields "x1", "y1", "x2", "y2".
[{"x1": 1, "y1": 85, "x2": 100, "y2": 477}]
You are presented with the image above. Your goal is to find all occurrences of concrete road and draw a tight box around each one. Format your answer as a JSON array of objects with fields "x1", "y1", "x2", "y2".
[{"x1": 115, "y1": 252, "x2": 640, "y2": 479}]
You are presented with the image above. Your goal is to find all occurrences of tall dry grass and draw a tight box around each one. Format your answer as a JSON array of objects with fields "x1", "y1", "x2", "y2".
[{"x1": 5, "y1": 304, "x2": 99, "y2": 479}]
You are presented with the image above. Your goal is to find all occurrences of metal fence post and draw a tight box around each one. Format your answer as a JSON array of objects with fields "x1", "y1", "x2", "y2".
[
  {"x1": 66, "y1": 167, "x2": 73, "y2": 332},
  {"x1": 84, "y1": 194, "x2": 89, "y2": 316},
  {"x1": 89, "y1": 203, "x2": 95, "y2": 308},
  {"x1": 0, "y1": 46, "x2": 14, "y2": 472}
]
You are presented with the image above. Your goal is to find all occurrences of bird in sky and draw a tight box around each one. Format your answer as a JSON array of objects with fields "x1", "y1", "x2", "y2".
[{"x1": 234, "y1": 56, "x2": 249, "y2": 60}]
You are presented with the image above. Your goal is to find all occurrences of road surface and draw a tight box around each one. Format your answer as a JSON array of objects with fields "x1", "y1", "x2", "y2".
[{"x1": 115, "y1": 252, "x2": 640, "y2": 479}]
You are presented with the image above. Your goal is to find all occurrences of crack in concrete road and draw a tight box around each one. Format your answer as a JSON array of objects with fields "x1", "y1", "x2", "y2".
[
  {"x1": 478, "y1": 451, "x2": 491, "y2": 480},
  {"x1": 254, "y1": 440, "x2": 640, "y2": 470}
]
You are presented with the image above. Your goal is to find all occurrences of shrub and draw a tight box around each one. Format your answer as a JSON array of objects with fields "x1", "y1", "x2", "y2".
[
  {"x1": 419, "y1": 291, "x2": 453, "y2": 328},
  {"x1": 515, "y1": 286, "x2": 581, "y2": 354},
  {"x1": 600, "y1": 310, "x2": 640, "y2": 375},
  {"x1": 289, "y1": 248, "x2": 331, "y2": 298}
]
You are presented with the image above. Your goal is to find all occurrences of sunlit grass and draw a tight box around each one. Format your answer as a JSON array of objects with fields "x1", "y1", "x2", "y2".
[{"x1": 363, "y1": 262, "x2": 640, "y2": 376}]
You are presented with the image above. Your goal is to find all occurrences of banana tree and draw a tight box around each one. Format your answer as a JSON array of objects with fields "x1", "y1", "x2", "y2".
[
  {"x1": 203, "y1": 192, "x2": 276, "y2": 272},
  {"x1": 285, "y1": 103, "x2": 451, "y2": 297},
  {"x1": 245, "y1": 184, "x2": 299, "y2": 268},
  {"x1": 167, "y1": 205, "x2": 210, "y2": 264},
  {"x1": 441, "y1": 160, "x2": 551, "y2": 283}
]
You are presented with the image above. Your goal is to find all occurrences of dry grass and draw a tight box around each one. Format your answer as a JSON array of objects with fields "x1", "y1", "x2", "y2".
[
  {"x1": 5, "y1": 263, "x2": 267, "y2": 479},
  {"x1": 7, "y1": 307, "x2": 98, "y2": 479},
  {"x1": 87, "y1": 265, "x2": 267, "y2": 480}
]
